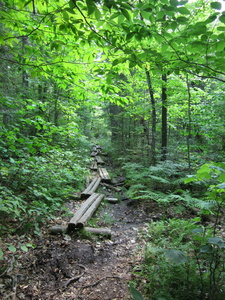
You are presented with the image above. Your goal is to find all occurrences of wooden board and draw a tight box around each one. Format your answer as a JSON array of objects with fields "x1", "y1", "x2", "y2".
[
  {"x1": 90, "y1": 160, "x2": 98, "y2": 170},
  {"x1": 95, "y1": 156, "x2": 104, "y2": 164},
  {"x1": 98, "y1": 167, "x2": 111, "y2": 183}
]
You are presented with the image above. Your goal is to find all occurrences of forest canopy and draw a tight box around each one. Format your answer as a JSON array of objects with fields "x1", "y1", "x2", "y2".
[{"x1": 0, "y1": 0, "x2": 225, "y2": 229}]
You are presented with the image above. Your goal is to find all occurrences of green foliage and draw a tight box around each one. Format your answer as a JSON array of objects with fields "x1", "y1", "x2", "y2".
[
  {"x1": 0, "y1": 149, "x2": 89, "y2": 235},
  {"x1": 129, "y1": 285, "x2": 144, "y2": 300},
  {"x1": 123, "y1": 161, "x2": 188, "y2": 207},
  {"x1": 136, "y1": 218, "x2": 225, "y2": 300}
]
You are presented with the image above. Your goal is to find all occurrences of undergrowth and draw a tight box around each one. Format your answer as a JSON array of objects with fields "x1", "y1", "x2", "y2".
[
  {"x1": 0, "y1": 149, "x2": 90, "y2": 236},
  {"x1": 128, "y1": 161, "x2": 225, "y2": 300}
]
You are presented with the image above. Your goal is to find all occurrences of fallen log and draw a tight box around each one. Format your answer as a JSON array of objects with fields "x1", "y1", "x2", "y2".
[
  {"x1": 95, "y1": 156, "x2": 104, "y2": 164},
  {"x1": 84, "y1": 227, "x2": 112, "y2": 238},
  {"x1": 98, "y1": 168, "x2": 111, "y2": 183},
  {"x1": 76, "y1": 194, "x2": 104, "y2": 229},
  {"x1": 68, "y1": 193, "x2": 102, "y2": 231},
  {"x1": 49, "y1": 225, "x2": 68, "y2": 234},
  {"x1": 81, "y1": 177, "x2": 101, "y2": 199},
  {"x1": 101, "y1": 182, "x2": 121, "y2": 192},
  {"x1": 105, "y1": 197, "x2": 119, "y2": 204}
]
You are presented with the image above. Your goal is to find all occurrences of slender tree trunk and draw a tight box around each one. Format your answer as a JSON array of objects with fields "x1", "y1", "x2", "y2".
[
  {"x1": 22, "y1": 37, "x2": 29, "y2": 88},
  {"x1": 145, "y1": 69, "x2": 156, "y2": 165},
  {"x1": 161, "y1": 73, "x2": 167, "y2": 161},
  {"x1": 54, "y1": 86, "x2": 60, "y2": 126},
  {"x1": 186, "y1": 74, "x2": 191, "y2": 169}
]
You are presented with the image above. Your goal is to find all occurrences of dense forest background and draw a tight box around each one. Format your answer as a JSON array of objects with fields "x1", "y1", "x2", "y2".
[{"x1": 0, "y1": 0, "x2": 225, "y2": 298}]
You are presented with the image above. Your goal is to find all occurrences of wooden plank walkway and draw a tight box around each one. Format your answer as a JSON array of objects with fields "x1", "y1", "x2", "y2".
[
  {"x1": 50, "y1": 145, "x2": 118, "y2": 236},
  {"x1": 68, "y1": 193, "x2": 104, "y2": 231},
  {"x1": 90, "y1": 160, "x2": 98, "y2": 170},
  {"x1": 98, "y1": 167, "x2": 111, "y2": 183},
  {"x1": 95, "y1": 156, "x2": 104, "y2": 164}
]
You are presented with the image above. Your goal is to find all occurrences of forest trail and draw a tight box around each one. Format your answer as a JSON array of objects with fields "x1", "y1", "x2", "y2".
[{"x1": 1, "y1": 149, "x2": 157, "y2": 300}]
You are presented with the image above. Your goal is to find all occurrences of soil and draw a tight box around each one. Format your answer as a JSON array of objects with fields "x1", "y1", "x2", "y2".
[{"x1": 0, "y1": 197, "x2": 154, "y2": 299}]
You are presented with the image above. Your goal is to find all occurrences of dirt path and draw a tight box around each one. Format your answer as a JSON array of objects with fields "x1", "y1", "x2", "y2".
[
  {"x1": 3, "y1": 197, "x2": 151, "y2": 300},
  {"x1": 1, "y1": 157, "x2": 154, "y2": 300}
]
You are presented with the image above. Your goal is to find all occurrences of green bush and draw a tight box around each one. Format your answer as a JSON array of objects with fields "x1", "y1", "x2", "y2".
[
  {"x1": 0, "y1": 149, "x2": 89, "y2": 234},
  {"x1": 134, "y1": 218, "x2": 225, "y2": 300}
]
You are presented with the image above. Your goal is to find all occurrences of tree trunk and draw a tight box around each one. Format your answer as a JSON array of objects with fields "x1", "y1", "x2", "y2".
[
  {"x1": 145, "y1": 69, "x2": 156, "y2": 165},
  {"x1": 161, "y1": 73, "x2": 167, "y2": 161},
  {"x1": 84, "y1": 227, "x2": 111, "y2": 237},
  {"x1": 186, "y1": 74, "x2": 191, "y2": 170}
]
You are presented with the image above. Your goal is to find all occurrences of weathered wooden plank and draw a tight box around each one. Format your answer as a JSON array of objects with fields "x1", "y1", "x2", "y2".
[
  {"x1": 81, "y1": 177, "x2": 101, "y2": 199},
  {"x1": 84, "y1": 227, "x2": 112, "y2": 238},
  {"x1": 91, "y1": 150, "x2": 99, "y2": 157},
  {"x1": 90, "y1": 160, "x2": 98, "y2": 170},
  {"x1": 68, "y1": 193, "x2": 101, "y2": 231},
  {"x1": 95, "y1": 156, "x2": 104, "y2": 164},
  {"x1": 76, "y1": 194, "x2": 105, "y2": 228},
  {"x1": 98, "y1": 167, "x2": 111, "y2": 182}
]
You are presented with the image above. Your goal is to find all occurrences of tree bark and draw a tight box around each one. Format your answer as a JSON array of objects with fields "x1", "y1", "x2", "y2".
[
  {"x1": 186, "y1": 74, "x2": 191, "y2": 170},
  {"x1": 84, "y1": 227, "x2": 111, "y2": 237},
  {"x1": 161, "y1": 73, "x2": 167, "y2": 161},
  {"x1": 81, "y1": 177, "x2": 101, "y2": 199},
  {"x1": 76, "y1": 194, "x2": 104, "y2": 228},
  {"x1": 68, "y1": 193, "x2": 104, "y2": 230},
  {"x1": 145, "y1": 69, "x2": 156, "y2": 165}
]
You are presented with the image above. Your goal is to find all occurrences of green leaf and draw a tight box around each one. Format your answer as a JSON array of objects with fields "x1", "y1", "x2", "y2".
[
  {"x1": 200, "y1": 244, "x2": 213, "y2": 253},
  {"x1": 8, "y1": 244, "x2": 17, "y2": 252},
  {"x1": 208, "y1": 237, "x2": 225, "y2": 247},
  {"x1": 170, "y1": 21, "x2": 178, "y2": 30},
  {"x1": 184, "y1": 175, "x2": 196, "y2": 184},
  {"x1": 217, "y1": 26, "x2": 225, "y2": 31},
  {"x1": 210, "y1": 2, "x2": 222, "y2": 10},
  {"x1": 86, "y1": 0, "x2": 96, "y2": 16},
  {"x1": 218, "y1": 173, "x2": 225, "y2": 181},
  {"x1": 21, "y1": 245, "x2": 28, "y2": 252},
  {"x1": 129, "y1": 286, "x2": 144, "y2": 300},
  {"x1": 69, "y1": 0, "x2": 76, "y2": 9},
  {"x1": 176, "y1": 16, "x2": 188, "y2": 24},
  {"x1": 126, "y1": 32, "x2": 136, "y2": 40},
  {"x1": 177, "y1": 7, "x2": 190, "y2": 15},
  {"x1": 165, "y1": 249, "x2": 187, "y2": 264},
  {"x1": 206, "y1": 13, "x2": 219, "y2": 23},
  {"x1": 95, "y1": 7, "x2": 101, "y2": 20},
  {"x1": 170, "y1": 0, "x2": 178, "y2": 6},
  {"x1": 121, "y1": 9, "x2": 131, "y2": 21},
  {"x1": 0, "y1": 248, "x2": 3, "y2": 260},
  {"x1": 219, "y1": 15, "x2": 225, "y2": 24},
  {"x1": 118, "y1": 15, "x2": 125, "y2": 25},
  {"x1": 191, "y1": 227, "x2": 204, "y2": 234}
]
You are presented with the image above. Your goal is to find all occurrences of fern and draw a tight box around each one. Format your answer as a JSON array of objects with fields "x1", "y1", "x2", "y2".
[{"x1": 164, "y1": 249, "x2": 188, "y2": 264}]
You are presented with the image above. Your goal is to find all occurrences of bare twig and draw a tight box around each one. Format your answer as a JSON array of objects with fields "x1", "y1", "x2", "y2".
[{"x1": 65, "y1": 271, "x2": 85, "y2": 287}]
